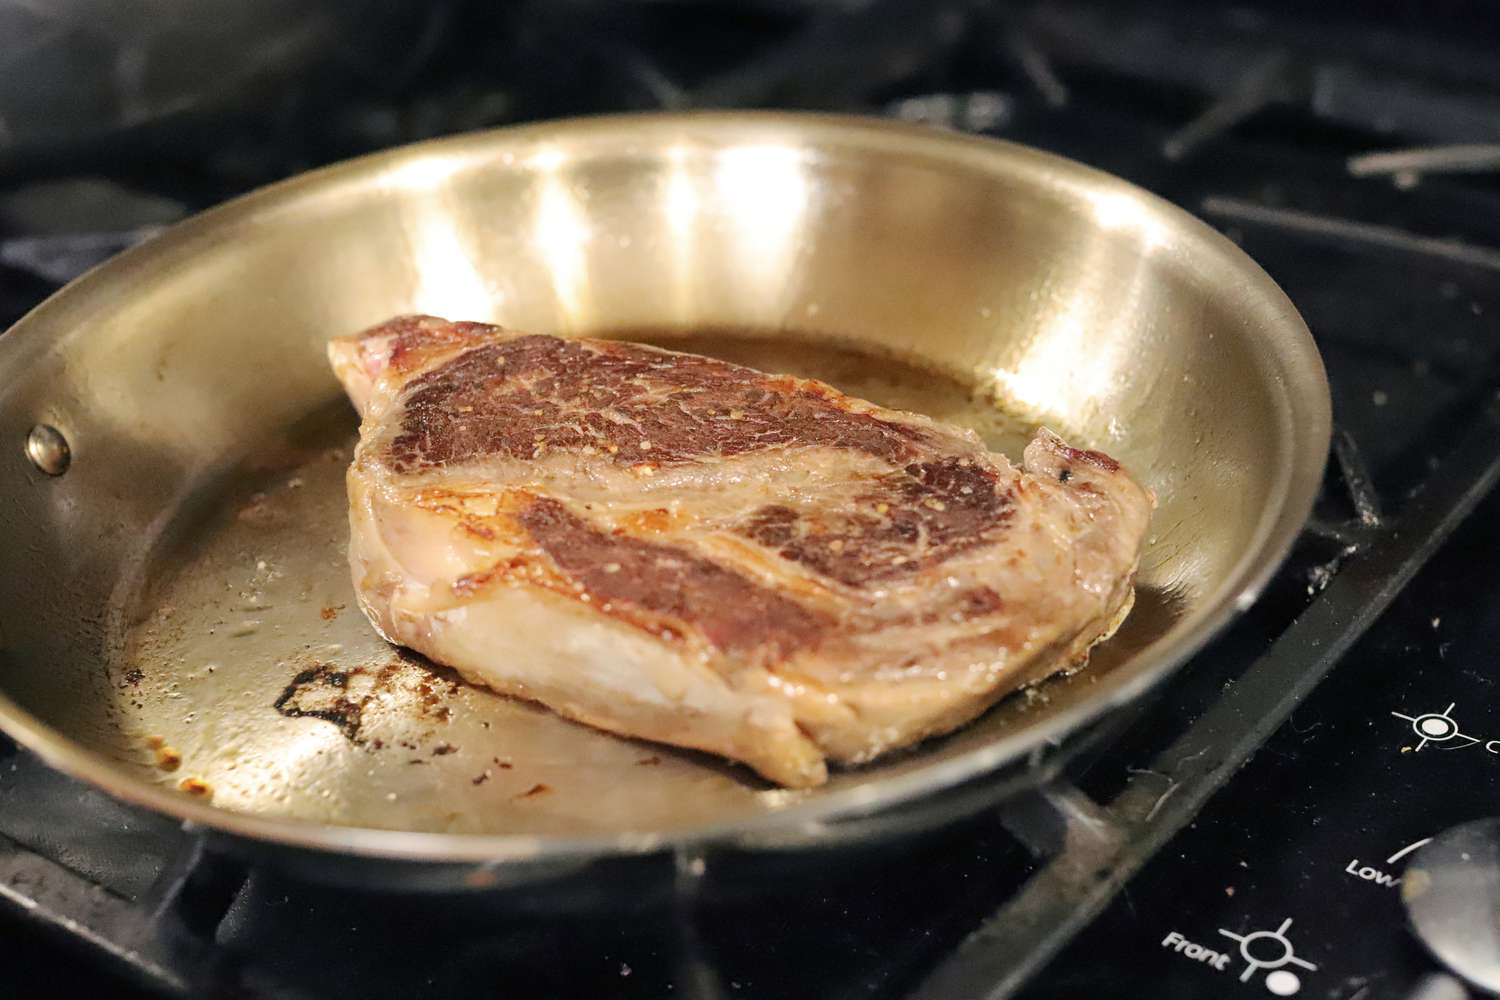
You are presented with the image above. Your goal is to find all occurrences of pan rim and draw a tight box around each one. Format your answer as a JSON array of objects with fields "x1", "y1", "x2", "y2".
[{"x1": 0, "y1": 110, "x2": 1330, "y2": 864}]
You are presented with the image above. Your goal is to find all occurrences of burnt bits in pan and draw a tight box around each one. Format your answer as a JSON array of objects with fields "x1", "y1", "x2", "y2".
[{"x1": 273, "y1": 654, "x2": 461, "y2": 745}]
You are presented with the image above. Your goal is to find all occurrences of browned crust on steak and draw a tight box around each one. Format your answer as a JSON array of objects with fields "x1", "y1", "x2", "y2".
[
  {"x1": 378, "y1": 314, "x2": 497, "y2": 375},
  {"x1": 1050, "y1": 442, "x2": 1121, "y2": 475},
  {"x1": 516, "y1": 495, "x2": 830, "y2": 660},
  {"x1": 387, "y1": 334, "x2": 931, "y2": 473},
  {"x1": 737, "y1": 457, "x2": 1015, "y2": 587}
]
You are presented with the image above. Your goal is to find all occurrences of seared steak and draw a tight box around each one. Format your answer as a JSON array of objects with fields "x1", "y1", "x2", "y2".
[{"x1": 329, "y1": 316, "x2": 1153, "y2": 787}]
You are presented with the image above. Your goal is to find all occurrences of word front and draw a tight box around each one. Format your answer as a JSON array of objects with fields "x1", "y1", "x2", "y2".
[{"x1": 1161, "y1": 930, "x2": 1232, "y2": 971}]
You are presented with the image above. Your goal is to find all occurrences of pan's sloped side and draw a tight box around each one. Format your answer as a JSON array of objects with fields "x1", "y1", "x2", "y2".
[{"x1": 0, "y1": 112, "x2": 1328, "y2": 871}]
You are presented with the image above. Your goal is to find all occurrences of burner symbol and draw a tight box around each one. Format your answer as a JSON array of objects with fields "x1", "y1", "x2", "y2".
[
  {"x1": 1218, "y1": 918, "x2": 1316, "y2": 992},
  {"x1": 1391, "y1": 703, "x2": 1481, "y2": 751}
]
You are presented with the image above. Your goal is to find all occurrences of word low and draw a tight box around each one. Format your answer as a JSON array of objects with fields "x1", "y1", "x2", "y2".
[
  {"x1": 1161, "y1": 930, "x2": 1232, "y2": 971},
  {"x1": 1344, "y1": 858, "x2": 1400, "y2": 888}
]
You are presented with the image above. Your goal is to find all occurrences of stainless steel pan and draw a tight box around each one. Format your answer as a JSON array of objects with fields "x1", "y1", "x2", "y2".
[{"x1": 0, "y1": 113, "x2": 1329, "y2": 887}]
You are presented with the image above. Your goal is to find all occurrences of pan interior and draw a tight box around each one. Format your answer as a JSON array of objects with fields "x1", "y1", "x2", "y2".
[
  {"x1": 117, "y1": 335, "x2": 1168, "y2": 835},
  {"x1": 0, "y1": 116, "x2": 1321, "y2": 842}
]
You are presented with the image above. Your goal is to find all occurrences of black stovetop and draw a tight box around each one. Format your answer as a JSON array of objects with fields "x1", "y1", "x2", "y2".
[
  {"x1": 1025, "y1": 491, "x2": 1500, "y2": 1000},
  {"x1": 4, "y1": 3, "x2": 1500, "y2": 998},
  {"x1": 9, "y1": 487, "x2": 1500, "y2": 1000}
]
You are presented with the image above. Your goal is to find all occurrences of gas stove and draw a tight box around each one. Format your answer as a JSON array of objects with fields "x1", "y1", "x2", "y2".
[{"x1": 3, "y1": 3, "x2": 1500, "y2": 998}]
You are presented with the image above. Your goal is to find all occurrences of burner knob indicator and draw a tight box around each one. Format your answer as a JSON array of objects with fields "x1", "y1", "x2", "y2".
[{"x1": 1403, "y1": 818, "x2": 1500, "y2": 993}]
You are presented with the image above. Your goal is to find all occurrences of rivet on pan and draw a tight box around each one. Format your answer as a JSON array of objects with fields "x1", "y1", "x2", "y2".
[{"x1": 25, "y1": 424, "x2": 71, "y2": 476}]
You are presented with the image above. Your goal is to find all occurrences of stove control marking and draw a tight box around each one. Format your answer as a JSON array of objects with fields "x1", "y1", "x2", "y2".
[
  {"x1": 1344, "y1": 858, "x2": 1400, "y2": 888},
  {"x1": 1219, "y1": 918, "x2": 1317, "y2": 992},
  {"x1": 1341, "y1": 837, "x2": 1433, "y2": 892},
  {"x1": 1161, "y1": 930, "x2": 1232, "y2": 972},
  {"x1": 1386, "y1": 838, "x2": 1433, "y2": 865},
  {"x1": 1390, "y1": 703, "x2": 1495, "y2": 752}
]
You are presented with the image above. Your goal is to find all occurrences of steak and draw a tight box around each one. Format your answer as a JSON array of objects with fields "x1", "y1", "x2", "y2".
[{"x1": 329, "y1": 315, "x2": 1153, "y2": 787}]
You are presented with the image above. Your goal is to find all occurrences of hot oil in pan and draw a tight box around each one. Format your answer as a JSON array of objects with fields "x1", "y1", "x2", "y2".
[
  {"x1": 114, "y1": 332, "x2": 1168, "y2": 837},
  {"x1": 630, "y1": 330, "x2": 1040, "y2": 458}
]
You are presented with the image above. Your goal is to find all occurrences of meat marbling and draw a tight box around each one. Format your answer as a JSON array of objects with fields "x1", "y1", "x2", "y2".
[{"x1": 328, "y1": 315, "x2": 1153, "y2": 787}]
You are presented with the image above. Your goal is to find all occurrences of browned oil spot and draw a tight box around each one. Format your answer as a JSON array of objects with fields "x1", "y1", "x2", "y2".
[
  {"x1": 122, "y1": 668, "x2": 145, "y2": 687},
  {"x1": 320, "y1": 606, "x2": 339, "y2": 621},
  {"x1": 472, "y1": 771, "x2": 491, "y2": 786},
  {"x1": 273, "y1": 662, "x2": 368, "y2": 741},
  {"x1": 514, "y1": 783, "x2": 550, "y2": 800},
  {"x1": 273, "y1": 654, "x2": 465, "y2": 745},
  {"x1": 493, "y1": 757, "x2": 513, "y2": 769},
  {"x1": 415, "y1": 664, "x2": 462, "y2": 723},
  {"x1": 636, "y1": 756, "x2": 662, "y2": 766},
  {"x1": 235, "y1": 491, "x2": 287, "y2": 526},
  {"x1": 155, "y1": 746, "x2": 182, "y2": 771},
  {"x1": 432, "y1": 743, "x2": 457, "y2": 756},
  {"x1": 178, "y1": 777, "x2": 212, "y2": 798},
  {"x1": 145, "y1": 734, "x2": 165, "y2": 750}
]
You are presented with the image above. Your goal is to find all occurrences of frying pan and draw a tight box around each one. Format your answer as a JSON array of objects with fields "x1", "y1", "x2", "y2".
[{"x1": 0, "y1": 113, "x2": 1329, "y2": 889}]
